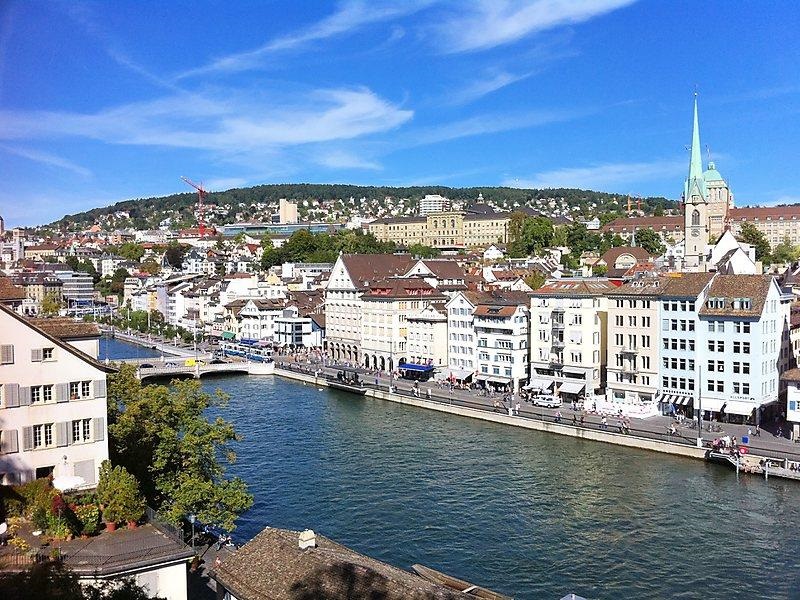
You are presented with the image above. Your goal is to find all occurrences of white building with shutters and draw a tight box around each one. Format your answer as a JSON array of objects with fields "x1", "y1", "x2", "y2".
[{"x1": 0, "y1": 304, "x2": 114, "y2": 486}]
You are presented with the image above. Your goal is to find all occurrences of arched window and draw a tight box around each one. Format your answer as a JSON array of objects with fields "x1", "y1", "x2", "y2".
[
  {"x1": 691, "y1": 209, "x2": 700, "y2": 226},
  {"x1": 451, "y1": 219, "x2": 455, "y2": 228},
  {"x1": 433, "y1": 220, "x2": 438, "y2": 228}
]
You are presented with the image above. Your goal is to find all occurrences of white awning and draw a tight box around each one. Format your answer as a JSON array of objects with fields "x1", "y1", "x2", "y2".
[
  {"x1": 479, "y1": 375, "x2": 511, "y2": 384},
  {"x1": 559, "y1": 381, "x2": 585, "y2": 395},
  {"x1": 53, "y1": 475, "x2": 85, "y2": 492},
  {"x1": 720, "y1": 400, "x2": 759, "y2": 417},
  {"x1": 525, "y1": 378, "x2": 554, "y2": 391},
  {"x1": 698, "y1": 397, "x2": 725, "y2": 412},
  {"x1": 447, "y1": 369, "x2": 473, "y2": 380}
]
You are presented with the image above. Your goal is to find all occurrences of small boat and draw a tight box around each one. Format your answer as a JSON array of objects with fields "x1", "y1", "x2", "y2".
[
  {"x1": 326, "y1": 369, "x2": 368, "y2": 395},
  {"x1": 411, "y1": 564, "x2": 512, "y2": 599}
]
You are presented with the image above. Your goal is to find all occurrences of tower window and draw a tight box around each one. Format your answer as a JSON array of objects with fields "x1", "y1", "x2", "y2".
[{"x1": 691, "y1": 209, "x2": 700, "y2": 226}]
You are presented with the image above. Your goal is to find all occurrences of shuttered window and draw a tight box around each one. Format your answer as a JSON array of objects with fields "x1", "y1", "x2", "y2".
[
  {"x1": 3, "y1": 384, "x2": 20, "y2": 408},
  {"x1": 56, "y1": 383, "x2": 70, "y2": 403},
  {"x1": 93, "y1": 417, "x2": 105, "y2": 442},
  {"x1": 1, "y1": 430, "x2": 19, "y2": 454},
  {"x1": 30, "y1": 348, "x2": 43, "y2": 362},
  {"x1": 56, "y1": 422, "x2": 70, "y2": 447},
  {"x1": 0, "y1": 345, "x2": 13, "y2": 364},
  {"x1": 22, "y1": 426, "x2": 33, "y2": 451},
  {"x1": 18, "y1": 387, "x2": 31, "y2": 406},
  {"x1": 93, "y1": 379, "x2": 107, "y2": 398}
]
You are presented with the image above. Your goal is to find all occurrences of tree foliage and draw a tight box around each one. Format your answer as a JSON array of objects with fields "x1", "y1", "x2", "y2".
[
  {"x1": 163, "y1": 243, "x2": 187, "y2": 268},
  {"x1": 737, "y1": 222, "x2": 771, "y2": 262},
  {"x1": 107, "y1": 364, "x2": 253, "y2": 530},
  {"x1": 771, "y1": 237, "x2": 800, "y2": 265},
  {"x1": 408, "y1": 243, "x2": 441, "y2": 258},
  {"x1": 40, "y1": 292, "x2": 62, "y2": 316},
  {"x1": 508, "y1": 213, "x2": 554, "y2": 258},
  {"x1": 114, "y1": 242, "x2": 145, "y2": 261},
  {"x1": 261, "y1": 228, "x2": 397, "y2": 270},
  {"x1": 633, "y1": 229, "x2": 665, "y2": 255},
  {"x1": 524, "y1": 272, "x2": 546, "y2": 290}
]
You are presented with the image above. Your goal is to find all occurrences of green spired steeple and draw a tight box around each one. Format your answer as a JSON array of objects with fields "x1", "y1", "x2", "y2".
[{"x1": 684, "y1": 93, "x2": 707, "y2": 200}]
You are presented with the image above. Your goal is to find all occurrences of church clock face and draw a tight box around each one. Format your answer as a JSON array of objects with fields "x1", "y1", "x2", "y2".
[{"x1": 691, "y1": 228, "x2": 700, "y2": 237}]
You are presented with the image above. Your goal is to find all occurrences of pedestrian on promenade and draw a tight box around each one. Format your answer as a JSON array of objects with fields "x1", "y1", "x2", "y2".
[
  {"x1": 601, "y1": 416, "x2": 607, "y2": 430},
  {"x1": 572, "y1": 414, "x2": 577, "y2": 426},
  {"x1": 580, "y1": 415, "x2": 585, "y2": 427},
  {"x1": 375, "y1": 375, "x2": 379, "y2": 386},
  {"x1": 427, "y1": 388, "x2": 431, "y2": 399},
  {"x1": 755, "y1": 425, "x2": 761, "y2": 437}
]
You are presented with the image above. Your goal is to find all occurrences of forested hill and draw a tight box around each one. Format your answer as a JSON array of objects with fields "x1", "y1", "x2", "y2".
[{"x1": 51, "y1": 183, "x2": 675, "y2": 230}]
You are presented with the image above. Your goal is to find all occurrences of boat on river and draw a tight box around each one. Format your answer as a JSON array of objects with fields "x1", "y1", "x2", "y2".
[
  {"x1": 411, "y1": 564, "x2": 512, "y2": 599},
  {"x1": 326, "y1": 369, "x2": 368, "y2": 395}
]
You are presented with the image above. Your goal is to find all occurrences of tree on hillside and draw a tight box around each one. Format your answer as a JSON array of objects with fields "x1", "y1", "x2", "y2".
[
  {"x1": 633, "y1": 229, "x2": 665, "y2": 255},
  {"x1": 107, "y1": 364, "x2": 253, "y2": 530},
  {"x1": 737, "y1": 222, "x2": 771, "y2": 262},
  {"x1": 140, "y1": 259, "x2": 160, "y2": 275},
  {"x1": 116, "y1": 242, "x2": 145, "y2": 261},
  {"x1": 408, "y1": 243, "x2": 441, "y2": 258},
  {"x1": 524, "y1": 272, "x2": 545, "y2": 290}
]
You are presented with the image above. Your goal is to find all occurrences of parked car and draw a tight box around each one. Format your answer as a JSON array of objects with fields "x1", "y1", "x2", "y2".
[
  {"x1": 532, "y1": 395, "x2": 562, "y2": 408},
  {"x1": 139, "y1": 363, "x2": 154, "y2": 369}
]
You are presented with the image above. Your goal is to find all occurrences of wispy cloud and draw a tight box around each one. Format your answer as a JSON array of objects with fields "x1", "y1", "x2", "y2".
[
  {"x1": 409, "y1": 107, "x2": 592, "y2": 147},
  {"x1": 435, "y1": 0, "x2": 637, "y2": 54},
  {"x1": 315, "y1": 150, "x2": 382, "y2": 170},
  {"x1": 178, "y1": 1, "x2": 432, "y2": 79},
  {"x1": 449, "y1": 71, "x2": 535, "y2": 105},
  {"x1": 0, "y1": 87, "x2": 413, "y2": 152},
  {"x1": 202, "y1": 177, "x2": 250, "y2": 191},
  {"x1": 0, "y1": 144, "x2": 92, "y2": 178},
  {"x1": 505, "y1": 159, "x2": 684, "y2": 190}
]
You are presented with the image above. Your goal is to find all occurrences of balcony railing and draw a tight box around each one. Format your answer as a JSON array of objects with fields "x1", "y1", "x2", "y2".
[
  {"x1": 551, "y1": 339, "x2": 565, "y2": 349},
  {"x1": 551, "y1": 321, "x2": 565, "y2": 330},
  {"x1": 549, "y1": 357, "x2": 564, "y2": 369},
  {"x1": 620, "y1": 346, "x2": 638, "y2": 355}
]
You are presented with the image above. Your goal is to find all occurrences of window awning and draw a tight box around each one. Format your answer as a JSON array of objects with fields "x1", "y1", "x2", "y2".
[
  {"x1": 720, "y1": 400, "x2": 758, "y2": 417},
  {"x1": 447, "y1": 369, "x2": 473, "y2": 380},
  {"x1": 524, "y1": 378, "x2": 554, "y2": 391},
  {"x1": 400, "y1": 363, "x2": 435, "y2": 372},
  {"x1": 478, "y1": 375, "x2": 511, "y2": 384},
  {"x1": 559, "y1": 381, "x2": 585, "y2": 395},
  {"x1": 221, "y1": 331, "x2": 235, "y2": 340},
  {"x1": 699, "y1": 397, "x2": 725, "y2": 412}
]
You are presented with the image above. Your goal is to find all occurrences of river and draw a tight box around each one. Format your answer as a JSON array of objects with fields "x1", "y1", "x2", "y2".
[{"x1": 105, "y1": 341, "x2": 800, "y2": 599}]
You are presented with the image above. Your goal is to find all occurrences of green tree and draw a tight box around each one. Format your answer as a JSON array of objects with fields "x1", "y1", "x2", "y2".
[
  {"x1": 65, "y1": 255, "x2": 79, "y2": 270},
  {"x1": 524, "y1": 272, "x2": 545, "y2": 290},
  {"x1": 116, "y1": 242, "x2": 145, "y2": 261},
  {"x1": 140, "y1": 259, "x2": 160, "y2": 275},
  {"x1": 633, "y1": 229, "x2": 665, "y2": 255},
  {"x1": 771, "y1": 237, "x2": 800, "y2": 264},
  {"x1": 40, "y1": 292, "x2": 62, "y2": 316},
  {"x1": 737, "y1": 222, "x2": 771, "y2": 262},
  {"x1": 110, "y1": 268, "x2": 130, "y2": 294},
  {"x1": 107, "y1": 365, "x2": 253, "y2": 530},
  {"x1": 592, "y1": 263, "x2": 608, "y2": 276},
  {"x1": 408, "y1": 243, "x2": 441, "y2": 258}
]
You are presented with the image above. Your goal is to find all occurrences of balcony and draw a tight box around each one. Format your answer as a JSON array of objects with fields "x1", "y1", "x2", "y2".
[
  {"x1": 551, "y1": 307, "x2": 565, "y2": 314},
  {"x1": 549, "y1": 356, "x2": 564, "y2": 369},
  {"x1": 551, "y1": 321, "x2": 565, "y2": 330},
  {"x1": 620, "y1": 346, "x2": 638, "y2": 355},
  {"x1": 621, "y1": 363, "x2": 638, "y2": 374},
  {"x1": 551, "y1": 339, "x2": 565, "y2": 349}
]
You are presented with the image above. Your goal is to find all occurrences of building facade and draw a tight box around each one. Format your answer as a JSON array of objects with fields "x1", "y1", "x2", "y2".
[
  {"x1": 368, "y1": 212, "x2": 510, "y2": 250},
  {"x1": 0, "y1": 307, "x2": 113, "y2": 486},
  {"x1": 473, "y1": 291, "x2": 530, "y2": 393}
]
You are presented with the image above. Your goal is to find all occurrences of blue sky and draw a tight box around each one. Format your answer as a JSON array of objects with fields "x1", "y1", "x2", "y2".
[{"x1": 1, "y1": 1, "x2": 799, "y2": 226}]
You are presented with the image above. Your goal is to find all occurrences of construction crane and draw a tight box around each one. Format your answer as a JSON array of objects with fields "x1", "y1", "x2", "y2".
[{"x1": 181, "y1": 176, "x2": 208, "y2": 237}]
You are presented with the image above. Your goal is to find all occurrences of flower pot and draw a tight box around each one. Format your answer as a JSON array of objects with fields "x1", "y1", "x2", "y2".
[
  {"x1": 105, "y1": 521, "x2": 117, "y2": 532},
  {"x1": 127, "y1": 520, "x2": 138, "y2": 530}
]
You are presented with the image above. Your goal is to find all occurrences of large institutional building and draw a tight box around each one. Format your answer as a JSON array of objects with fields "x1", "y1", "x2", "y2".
[
  {"x1": 368, "y1": 211, "x2": 510, "y2": 250},
  {"x1": 603, "y1": 96, "x2": 800, "y2": 252}
]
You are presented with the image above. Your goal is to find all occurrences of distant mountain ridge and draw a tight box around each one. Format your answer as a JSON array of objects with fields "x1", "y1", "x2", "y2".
[{"x1": 50, "y1": 183, "x2": 675, "y2": 230}]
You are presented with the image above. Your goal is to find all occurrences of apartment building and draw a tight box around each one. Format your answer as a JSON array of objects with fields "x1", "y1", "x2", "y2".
[
  {"x1": 445, "y1": 291, "x2": 481, "y2": 382},
  {"x1": 360, "y1": 278, "x2": 446, "y2": 371},
  {"x1": 418, "y1": 194, "x2": 450, "y2": 216},
  {"x1": 655, "y1": 273, "x2": 714, "y2": 415},
  {"x1": 406, "y1": 303, "x2": 448, "y2": 367},
  {"x1": 605, "y1": 277, "x2": 667, "y2": 416},
  {"x1": 697, "y1": 275, "x2": 789, "y2": 423},
  {"x1": 324, "y1": 254, "x2": 414, "y2": 364},
  {"x1": 0, "y1": 305, "x2": 114, "y2": 486},
  {"x1": 473, "y1": 291, "x2": 530, "y2": 393},
  {"x1": 274, "y1": 307, "x2": 325, "y2": 349},
  {"x1": 224, "y1": 298, "x2": 284, "y2": 343},
  {"x1": 529, "y1": 280, "x2": 613, "y2": 401}
]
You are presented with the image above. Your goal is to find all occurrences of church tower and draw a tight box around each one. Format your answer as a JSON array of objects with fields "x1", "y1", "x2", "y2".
[{"x1": 683, "y1": 95, "x2": 708, "y2": 270}]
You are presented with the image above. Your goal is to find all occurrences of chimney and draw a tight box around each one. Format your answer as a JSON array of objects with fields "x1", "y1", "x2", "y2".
[{"x1": 298, "y1": 529, "x2": 316, "y2": 550}]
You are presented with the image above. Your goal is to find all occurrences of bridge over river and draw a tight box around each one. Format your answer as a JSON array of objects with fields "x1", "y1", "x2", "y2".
[{"x1": 118, "y1": 357, "x2": 274, "y2": 380}]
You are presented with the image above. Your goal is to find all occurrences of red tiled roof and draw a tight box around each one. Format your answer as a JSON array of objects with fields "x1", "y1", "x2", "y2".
[
  {"x1": 728, "y1": 205, "x2": 800, "y2": 221},
  {"x1": 698, "y1": 274, "x2": 775, "y2": 317},
  {"x1": 342, "y1": 254, "x2": 416, "y2": 290},
  {"x1": 0, "y1": 276, "x2": 27, "y2": 302}
]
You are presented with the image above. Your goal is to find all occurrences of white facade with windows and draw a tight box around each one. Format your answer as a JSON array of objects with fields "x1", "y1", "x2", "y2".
[
  {"x1": 474, "y1": 297, "x2": 530, "y2": 393},
  {"x1": 0, "y1": 306, "x2": 112, "y2": 486},
  {"x1": 406, "y1": 304, "x2": 448, "y2": 367},
  {"x1": 445, "y1": 292, "x2": 478, "y2": 381},
  {"x1": 529, "y1": 281, "x2": 612, "y2": 400}
]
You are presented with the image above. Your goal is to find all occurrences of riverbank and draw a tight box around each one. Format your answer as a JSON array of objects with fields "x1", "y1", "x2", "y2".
[
  {"x1": 100, "y1": 328, "x2": 199, "y2": 358},
  {"x1": 274, "y1": 365, "x2": 800, "y2": 481}
]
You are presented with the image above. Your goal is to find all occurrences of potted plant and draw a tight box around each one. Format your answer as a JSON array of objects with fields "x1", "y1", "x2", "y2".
[
  {"x1": 96, "y1": 460, "x2": 145, "y2": 531},
  {"x1": 75, "y1": 504, "x2": 100, "y2": 538}
]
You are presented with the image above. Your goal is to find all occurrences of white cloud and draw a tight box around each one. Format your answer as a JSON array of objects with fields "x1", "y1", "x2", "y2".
[
  {"x1": 202, "y1": 177, "x2": 250, "y2": 191},
  {"x1": 410, "y1": 107, "x2": 590, "y2": 146},
  {"x1": 0, "y1": 144, "x2": 92, "y2": 178},
  {"x1": 178, "y1": 1, "x2": 432, "y2": 79},
  {"x1": 506, "y1": 159, "x2": 685, "y2": 190},
  {"x1": 316, "y1": 150, "x2": 382, "y2": 170},
  {"x1": 0, "y1": 87, "x2": 413, "y2": 153},
  {"x1": 449, "y1": 71, "x2": 534, "y2": 105},
  {"x1": 435, "y1": 0, "x2": 637, "y2": 53}
]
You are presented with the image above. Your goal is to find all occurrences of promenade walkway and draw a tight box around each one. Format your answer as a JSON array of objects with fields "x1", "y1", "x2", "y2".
[{"x1": 275, "y1": 356, "x2": 800, "y2": 464}]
